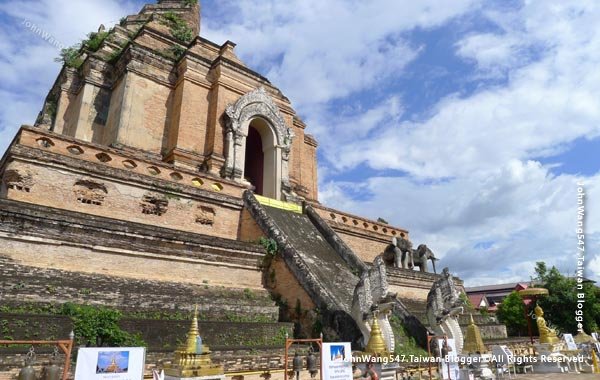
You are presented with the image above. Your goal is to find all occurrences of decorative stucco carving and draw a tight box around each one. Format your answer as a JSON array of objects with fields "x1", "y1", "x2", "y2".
[
  {"x1": 225, "y1": 87, "x2": 293, "y2": 148},
  {"x1": 196, "y1": 205, "x2": 215, "y2": 226},
  {"x1": 426, "y1": 267, "x2": 465, "y2": 354},
  {"x1": 3, "y1": 169, "x2": 34, "y2": 193},
  {"x1": 351, "y1": 255, "x2": 396, "y2": 352},
  {"x1": 222, "y1": 87, "x2": 296, "y2": 200},
  {"x1": 141, "y1": 193, "x2": 168, "y2": 216},
  {"x1": 73, "y1": 180, "x2": 107, "y2": 205}
]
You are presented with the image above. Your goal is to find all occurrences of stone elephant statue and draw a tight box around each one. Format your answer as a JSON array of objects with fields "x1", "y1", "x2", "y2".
[
  {"x1": 412, "y1": 244, "x2": 438, "y2": 273},
  {"x1": 382, "y1": 237, "x2": 413, "y2": 269}
]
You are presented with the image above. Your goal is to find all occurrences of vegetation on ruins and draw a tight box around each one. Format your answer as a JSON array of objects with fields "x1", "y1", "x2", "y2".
[
  {"x1": 84, "y1": 31, "x2": 109, "y2": 52},
  {"x1": 161, "y1": 11, "x2": 194, "y2": 44},
  {"x1": 183, "y1": 0, "x2": 198, "y2": 7},
  {"x1": 259, "y1": 237, "x2": 278, "y2": 257},
  {"x1": 55, "y1": 45, "x2": 84, "y2": 69},
  {"x1": 389, "y1": 315, "x2": 428, "y2": 357}
]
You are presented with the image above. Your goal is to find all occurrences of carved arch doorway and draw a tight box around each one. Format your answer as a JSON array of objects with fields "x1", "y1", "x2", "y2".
[
  {"x1": 223, "y1": 87, "x2": 294, "y2": 201},
  {"x1": 243, "y1": 117, "x2": 280, "y2": 198}
]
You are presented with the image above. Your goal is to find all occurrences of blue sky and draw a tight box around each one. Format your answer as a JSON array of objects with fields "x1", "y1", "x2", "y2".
[{"x1": 0, "y1": 0, "x2": 598, "y2": 285}]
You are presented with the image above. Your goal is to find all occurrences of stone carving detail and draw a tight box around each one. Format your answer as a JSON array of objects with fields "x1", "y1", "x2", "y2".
[
  {"x1": 426, "y1": 267, "x2": 465, "y2": 354},
  {"x1": 412, "y1": 244, "x2": 438, "y2": 273},
  {"x1": 222, "y1": 87, "x2": 296, "y2": 199},
  {"x1": 3, "y1": 170, "x2": 34, "y2": 193},
  {"x1": 351, "y1": 256, "x2": 396, "y2": 352},
  {"x1": 382, "y1": 236, "x2": 413, "y2": 268},
  {"x1": 73, "y1": 180, "x2": 107, "y2": 206},
  {"x1": 383, "y1": 238, "x2": 438, "y2": 273},
  {"x1": 141, "y1": 194, "x2": 168, "y2": 216},
  {"x1": 195, "y1": 205, "x2": 215, "y2": 226}
]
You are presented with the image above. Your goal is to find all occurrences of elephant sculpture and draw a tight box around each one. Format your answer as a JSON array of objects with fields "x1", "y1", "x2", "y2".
[
  {"x1": 412, "y1": 244, "x2": 438, "y2": 273},
  {"x1": 382, "y1": 236, "x2": 413, "y2": 269}
]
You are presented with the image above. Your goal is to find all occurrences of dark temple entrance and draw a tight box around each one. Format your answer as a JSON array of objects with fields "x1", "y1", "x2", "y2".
[{"x1": 244, "y1": 126, "x2": 264, "y2": 195}]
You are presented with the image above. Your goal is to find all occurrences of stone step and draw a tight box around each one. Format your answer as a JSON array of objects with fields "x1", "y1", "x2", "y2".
[
  {"x1": 0, "y1": 257, "x2": 279, "y2": 322},
  {"x1": 0, "y1": 313, "x2": 293, "y2": 351}
]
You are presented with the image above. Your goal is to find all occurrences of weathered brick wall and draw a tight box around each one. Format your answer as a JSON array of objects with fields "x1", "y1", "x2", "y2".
[
  {"x1": 300, "y1": 134, "x2": 318, "y2": 200},
  {"x1": 311, "y1": 204, "x2": 409, "y2": 263},
  {"x1": 0, "y1": 314, "x2": 292, "y2": 351},
  {"x1": 3, "y1": 128, "x2": 249, "y2": 239},
  {"x1": 266, "y1": 256, "x2": 316, "y2": 313},
  {"x1": 0, "y1": 256, "x2": 276, "y2": 321},
  {"x1": 238, "y1": 208, "x2": 264, "y2": 242},
  {"x1": 0, "y1": 197, "x2": 267, "y2": 290}
]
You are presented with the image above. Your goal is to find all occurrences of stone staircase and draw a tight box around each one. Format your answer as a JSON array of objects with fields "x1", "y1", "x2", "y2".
[{"x1": 243, "y1": 191, "x2": 430, "y2": 348}]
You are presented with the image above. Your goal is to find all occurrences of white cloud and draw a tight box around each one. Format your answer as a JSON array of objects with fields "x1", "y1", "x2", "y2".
[
  {"x1": 321, "y1": 162, "x2": 600, "y2": 284},
  {"x1": 0, "y1": 0, "x2": 138, "y2": 154},
  {"x1": 315, "y1": 1, "x2": 600, "y2": 285},
  {"x1": 203, "y1": 0, "x2": 478, "y2": 107}
]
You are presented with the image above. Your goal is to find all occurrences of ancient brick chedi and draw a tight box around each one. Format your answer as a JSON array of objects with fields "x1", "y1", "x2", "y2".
[{"x1": 0, "y1": 0, "x2": 482, "y2": 352}]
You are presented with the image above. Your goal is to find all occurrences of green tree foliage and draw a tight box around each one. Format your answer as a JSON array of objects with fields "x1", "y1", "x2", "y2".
[
  {"x1": 534, "y1": 262, "x2": 599, "y2": 333},
  {"x1": 60, "y1": 303, "x2": 145, "y2": 347},
  {"x1": 459, "y1": 292, "x2": 475, "y2": 312},
  {"x1": 497, "y1": 291, "x2": 528, "y2": 336}
]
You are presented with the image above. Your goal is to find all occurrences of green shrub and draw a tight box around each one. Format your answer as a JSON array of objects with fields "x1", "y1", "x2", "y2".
[
  {"x1": 60, "y1": 303, "x2": 145, "y2": 347},
  {"x1": 55, "y1": 46, "x2": 84, "y2": 69},
  {"x1": 161, "y1": 11, "x2": 194, "y2": 43},
  {"x1": 84, "y1": 31, "x2": 109, "y2": 52}
]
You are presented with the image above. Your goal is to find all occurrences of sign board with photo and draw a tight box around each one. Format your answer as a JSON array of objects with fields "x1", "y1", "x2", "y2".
[
  {"x1": 322, "y1": 342, "x2": 352, "y2": 380},
  {"x1": 74, "y1": 347, "x2": 146, "y2": 380},
  {"x1": 563, "y1": 333, "x2": 577, "y2": 350}
]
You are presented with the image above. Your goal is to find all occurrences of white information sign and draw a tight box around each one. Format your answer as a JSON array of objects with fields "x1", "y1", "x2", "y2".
[
  {"x1": 563, "y1": 333, "x2": 577, "y2": 350},
  {"x1": 322, "y1": 342, "x2": 352, "y2": 380},
  {"x1": 438, "y1": 339, "x2": 460, "y2": 380},
  {"x1": 74, "y1": 347, "x2": 146, "y2": 380}
]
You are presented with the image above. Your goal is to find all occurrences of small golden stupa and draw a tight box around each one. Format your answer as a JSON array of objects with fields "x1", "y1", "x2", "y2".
[
  {"x1": 463, "y1": 314, "x2": 487, "y2": 354},
  {"x1": 164, "y1": 306, "x2": 224, "y2": 379},
  {"x1": 573, "y1": 329, "x2": 594, "y2": 344},
  {"x1": 364, "y1": 314, "x2": 390, "y2": 356},
  {"x1": 106, "y1": 356, "x2": 120, "y2": 373}
]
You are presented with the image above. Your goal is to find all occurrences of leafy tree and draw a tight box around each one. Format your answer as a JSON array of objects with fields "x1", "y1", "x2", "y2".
[
  {"x1": 497, "y1": 291, "x2": 528, "y2": 336},
  {"x1": 61, "y1": 303, "x2": 144, "y2": 347},
  {"x1": 459, "y1": 292, "x2": 475, "y2": 312},
  {"x1": 534, "y1": 262, "x2": 599, "y2": 333}
]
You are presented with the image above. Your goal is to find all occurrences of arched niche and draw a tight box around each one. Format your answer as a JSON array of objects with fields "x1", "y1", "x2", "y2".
[{"x1": 223, "y1": 87, "x2": 294, "y2": 200}]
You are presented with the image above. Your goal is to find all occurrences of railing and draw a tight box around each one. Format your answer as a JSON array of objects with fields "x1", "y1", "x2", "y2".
[{"x1": 0, "y1": 333, "x2": 74, "y2": 380}]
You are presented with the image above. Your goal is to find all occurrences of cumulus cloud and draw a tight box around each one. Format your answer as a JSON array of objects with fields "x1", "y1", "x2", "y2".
[
  {"x1": 0, "y1": 0, "x2": 138, "y2": 154},
  {"x1": 321, "y1": 163, "x2": 600, "y2": 284},
  {"x1": 315, "y1": 2, "x2": 600, "y2": 284},
  {"x1": 202, "y1": 0, "x2": 478, "y2": 107}
]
